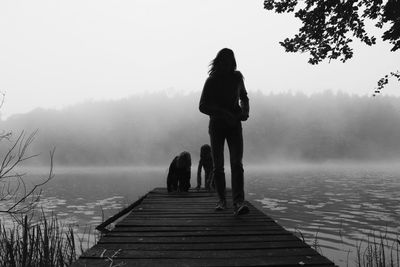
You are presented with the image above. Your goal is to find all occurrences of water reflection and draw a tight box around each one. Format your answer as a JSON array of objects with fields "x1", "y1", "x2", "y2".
[
  {"x1": 246, "y1": 164, "x2": 400, "y2": 266},
  {"x1": 1, "y1": 164, "x2": 399, "y2": 266},
  {"x1": 0, "y1": 166, "x2": 166, "y2": 242}
]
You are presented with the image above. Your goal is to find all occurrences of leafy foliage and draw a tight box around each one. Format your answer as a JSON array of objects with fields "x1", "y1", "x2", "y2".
[
  {"x1": 374, "y1": 71, "x2": 400, "y2": 96},
  {"x1": 264, "y1": 0, "x2": 400, "y2": 64}
]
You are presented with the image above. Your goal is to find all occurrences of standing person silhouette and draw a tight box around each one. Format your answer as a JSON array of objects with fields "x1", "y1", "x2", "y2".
[{"x1": 199, "y1": 48, "x2": 250, "y2": 216}]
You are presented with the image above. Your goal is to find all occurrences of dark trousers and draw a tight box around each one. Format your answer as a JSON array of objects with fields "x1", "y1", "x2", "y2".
[{"x1": 209, "y1": 119, "x2": 244, "y2": 205}]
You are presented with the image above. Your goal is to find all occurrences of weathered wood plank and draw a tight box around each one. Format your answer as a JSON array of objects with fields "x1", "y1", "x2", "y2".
[
  {"x1": 126, "y1": 211, "x2": 269, "y2": 217},
  {"x1": 78, "y1": 241, "x2": 311, "y2": 251},
  {"x1": 113, "y1": 225, "x2": 286, "y2": 232},
  {"x1": 98, "y1": 235, "x2": 298, "y2": 244},
  {"x1": 130, "y1": 209, "x2": 264, "y2": 213},
  {"x1": 130, "y1": 209, "x2": 265, "y2": 215},
  {"x1": 121, "y1": 217, "x2": 273, "y2": 223},
  {"x1": 107, "y1": 229, "x2": 288, "y2": 236},
  {"x1": 125, "y1": 214, "x2": 269, "y2": 219},
  {"x1": 132, "y1": 205, "x2": 260, "y2": 211},
  {"x1": 117, "y1": 220, "x2": 278, "y2": 227},
  {"x1": 72, "y1": 187, "x2": 337, "y2": 266},
  {"x1": 81, "y1": 247, "x2": 320, "y2": 259},
  {"x1": 72, "y1": 255, "x2": 335, "y2": 267}
]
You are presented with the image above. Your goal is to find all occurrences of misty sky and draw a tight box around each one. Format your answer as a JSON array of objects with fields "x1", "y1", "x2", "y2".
[{"x1": 1, "y1": 0, "x2": 399, "y2": 118}]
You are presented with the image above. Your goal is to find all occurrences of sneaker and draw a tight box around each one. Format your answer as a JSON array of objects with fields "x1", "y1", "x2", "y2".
[
  {"x1": 215, "y1": 200, "x2": 227, "y2": 211},
  {"x1": 234, "y1": 202, "x2": 249, "y2": 216}
]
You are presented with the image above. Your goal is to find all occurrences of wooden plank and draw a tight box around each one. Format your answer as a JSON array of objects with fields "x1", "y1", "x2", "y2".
[
  {"x1": 126, "y1": 210, "x2": 267, "y2": 217},
  {"x1": 132, "y1": 206, "x2": 260, "y2": 211},
  {"x1": 96, "y1": 194, "x2": 147, "y2": 233},
  {"x1": 126, "y1": 211, "x2": 269, "y2": 217},
  {"x1": 72, "y1": 187, "x2": 337, "y2": 266},
  {"x1": 113, "y1": 225, "x2": 286, "y2": 232},
  {"x1": 126, "y1": 212, "x2": 270, "y2": 217},
  {"x1": 71, "y1": 255, "x2": 335, "y2": 267},
  {"x1": 98, "y1": 235, "x2": 298, "y2": 244},
  {"x1": 107, "y1": 229, "x2": 288, "y2": 236},
  {"x1": 116, "y1": 220, "x2": 278, "y2": 227},
  {"x1": 121, "y1": 217, "x2": 273, "y2": 222},
  {"x1": 125, "y1": 214, "x2": 269, "y2": 219},
  {"x1": 81, "y1": 247, "x2": 320, "y2": 259},
  {"x1": 78, "y1": 241, "x2": 311, "y2": 251},
  {"x1": 131, "y1": 207, "x2": 259, "y2": 211}
]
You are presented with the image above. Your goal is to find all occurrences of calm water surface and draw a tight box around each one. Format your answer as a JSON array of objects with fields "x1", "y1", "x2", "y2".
[
  {"x1": 2, "y1": 163, "x2": 400, "y2": 266},
  {"x1": 246, "y1": 164, "x2": 400, "y2": 266}
]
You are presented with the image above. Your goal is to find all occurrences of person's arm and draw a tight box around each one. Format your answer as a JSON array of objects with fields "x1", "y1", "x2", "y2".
[
  {"x1": 239, "y1": 78, "x2": 250, "y2": 121},
  {"x1": 197, "y1": 160, "x2": 202, "y2": 188}
]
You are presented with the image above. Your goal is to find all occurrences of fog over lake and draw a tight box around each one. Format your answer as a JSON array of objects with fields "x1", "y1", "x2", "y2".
[
  {"x1": 3, "y1": 91, "x2": 400, "y2": 166},
  {"x1": 2, "y1": 92, "x2": 400, "y2": 266}
]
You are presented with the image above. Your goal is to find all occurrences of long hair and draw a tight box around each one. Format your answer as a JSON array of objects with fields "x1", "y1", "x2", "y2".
[
  {"x1": 200, "y1": 144, "x2": 211, "y2": 159},
  {"x1": 208, "y1": 48, "x2": 237, "y2": 76},
  {"x1": 177, "y1": 151, "x2": 191, "y2": 170}
]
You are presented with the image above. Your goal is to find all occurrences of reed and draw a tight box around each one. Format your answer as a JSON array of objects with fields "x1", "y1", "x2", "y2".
[
  {"x1": 0, "y1": 213, "x2": 93, "y2": 267},
  {"x1": 356, "y1": 233, "x2": 400, "y2": 267},
  {"x1": 294, "y1": 228, "x2": 400, "y2": 267}
]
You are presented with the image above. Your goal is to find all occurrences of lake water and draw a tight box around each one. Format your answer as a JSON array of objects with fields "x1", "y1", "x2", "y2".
[{"x1": 1, "y1": 163, "x2": 400, "y2": 266}]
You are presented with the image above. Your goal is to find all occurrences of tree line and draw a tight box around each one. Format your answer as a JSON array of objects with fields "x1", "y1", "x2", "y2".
[{"x1": 2, "y1": 91, "x2": 400, "y2": 166}]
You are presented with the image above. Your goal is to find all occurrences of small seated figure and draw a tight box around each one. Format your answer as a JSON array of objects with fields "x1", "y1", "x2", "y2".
[
  {"x1": 167, "y1": 151, "x2": 191, "y2": 192},
  {"x1": 197, "y1": 144, "x2": 213, "y2": 190}
]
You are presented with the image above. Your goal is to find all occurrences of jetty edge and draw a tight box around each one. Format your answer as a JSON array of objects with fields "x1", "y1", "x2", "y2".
[{"x1": 72, "y1": 187, "x2": 337, "y2": 267}]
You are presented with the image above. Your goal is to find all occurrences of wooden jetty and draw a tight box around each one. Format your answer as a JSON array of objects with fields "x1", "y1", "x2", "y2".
[{"x1": 72, "y1": 188, "x2": 336, "y2": 266}]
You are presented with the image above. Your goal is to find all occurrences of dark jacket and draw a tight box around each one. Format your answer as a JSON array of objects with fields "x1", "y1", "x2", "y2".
[{"x1": 199, "y1": 71, "x2": 249, "y2": 124}]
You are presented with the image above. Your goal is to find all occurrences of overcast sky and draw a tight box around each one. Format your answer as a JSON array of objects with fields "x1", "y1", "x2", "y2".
[{"x1": 1, "y1": 0, "x2": 399, "y2": 118}]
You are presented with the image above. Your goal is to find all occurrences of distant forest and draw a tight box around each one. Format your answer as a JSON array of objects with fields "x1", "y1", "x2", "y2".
[{"x1": 2, "y1": 91, "x2": 400, "y2": 166}]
